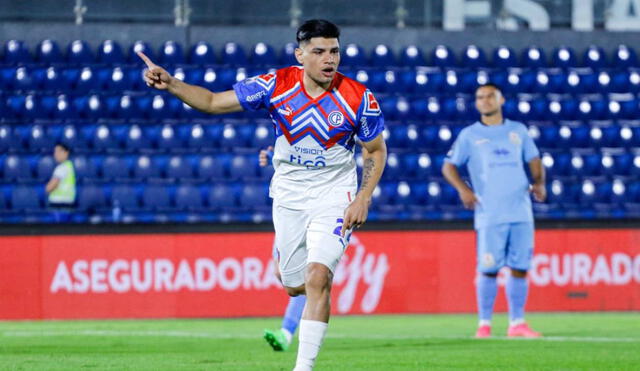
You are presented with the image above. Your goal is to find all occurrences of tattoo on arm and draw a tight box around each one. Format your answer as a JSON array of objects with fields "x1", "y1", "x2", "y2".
[{"x1": 359, "y1": 158, "x2": 375, "y2": 192}]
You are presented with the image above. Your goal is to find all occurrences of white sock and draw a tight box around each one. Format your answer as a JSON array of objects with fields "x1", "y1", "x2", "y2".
[
  {"x1": 510, "y1": 318, "x2": 525, "y2": 327},
  {"x1": 294, "y1": 319, "x2": 328, "y2": 371},
  {"x1": 281, "y1": 328, "x2": 293, "y2": 344},
  {"x1": 478, "y1": 320, "x2": 491, "y2": 327}
]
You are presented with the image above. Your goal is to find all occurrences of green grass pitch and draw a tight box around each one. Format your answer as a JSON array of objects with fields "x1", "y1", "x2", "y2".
[{"x1": 1, "y1": 313, "x2": 638, "y2": 370}]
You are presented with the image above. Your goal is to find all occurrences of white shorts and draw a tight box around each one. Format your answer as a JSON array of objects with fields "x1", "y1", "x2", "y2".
[{"x1": 272, "y1": 201, "x2": 352, "y2": 288}]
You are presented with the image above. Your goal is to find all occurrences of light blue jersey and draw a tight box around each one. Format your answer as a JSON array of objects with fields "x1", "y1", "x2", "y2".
[{"x1": 445, "y1": 119, "x2": 540, "y2": 229}]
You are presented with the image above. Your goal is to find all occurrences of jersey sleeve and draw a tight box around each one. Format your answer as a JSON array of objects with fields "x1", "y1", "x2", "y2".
[
  {"x1": 52, "y1": 164, "x2": 69, "y2": 180},
  {"x1": 522, "y1": 126, "x2": 540, "y2": 162},
  {"x1": 355, "y1": 89, "x2": 385, "y2": 142},
  {"x1": 232, "y1": 73, "x2": 276, "y2": 112},
  {"x1": 445, "y1": 130, "x2": 470, "y2": 166}
]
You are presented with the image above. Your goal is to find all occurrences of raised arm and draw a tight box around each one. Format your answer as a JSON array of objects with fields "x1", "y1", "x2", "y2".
[
  {"x1": 341, "y1": 134, "x2": 387, "y2": 235},
  {"x1": 138, "y1": 51, "x2": 243, "y2": 114}
]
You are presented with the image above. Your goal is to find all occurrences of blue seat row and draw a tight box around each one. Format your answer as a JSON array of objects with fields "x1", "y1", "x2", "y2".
[
  {"x1": 2, "y1": 149, "x2": 638, "y2": 184},
  {"x1": 0, "y1": 122, "x2": 275, "y2": 153},
  {"x1": 3, "y1": 39, "x2": 639, "y2": 69},
  {"x1": 0, "y1": 182, "x2": 271, "y2": 213},
  {"x1": 2, "y1": 65, "x2": 640, "y2": 95},
  {"x1": 0, "y1": 153, "x2": 274, "y2": 183},
  {"x1": 3, "y1": 92, "x2": 640, "y2": 122}
]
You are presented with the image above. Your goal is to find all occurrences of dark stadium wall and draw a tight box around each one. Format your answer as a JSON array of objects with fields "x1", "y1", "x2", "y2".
[
  {"x1": 1, "y1": 21, "x2": 639, "y2": 54},
  {"x1": 1, "y1": 229, "x2": 638, "y2": 320}
]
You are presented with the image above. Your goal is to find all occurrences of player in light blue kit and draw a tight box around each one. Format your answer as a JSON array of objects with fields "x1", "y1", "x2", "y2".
[{"x1": 442, "y1": 83, "x2": 546, "y2": 338}]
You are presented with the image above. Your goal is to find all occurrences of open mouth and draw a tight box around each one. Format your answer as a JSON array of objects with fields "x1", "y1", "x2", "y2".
[{"x1": 321, "y1": 67, "x2": 335, "y2": 77}]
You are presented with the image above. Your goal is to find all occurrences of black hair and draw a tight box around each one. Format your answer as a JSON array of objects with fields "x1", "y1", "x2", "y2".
[
  {"x1": 296, "y1": 19, "x2": 340, "y2": 45},
  {"x1": 55, "y1": 142, "x2": 71, "y2": 154},
  {"x1": 475, "y1": 83, "x2": 502, "y2": 94}
]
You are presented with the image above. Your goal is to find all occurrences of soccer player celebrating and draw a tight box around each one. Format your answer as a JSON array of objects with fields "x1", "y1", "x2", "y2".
[
  {"x1": 442, "y1": 83, "x2": 546, "y2": 338},
  {"x1": 139, "y1": 19, "x2": 386, "y2": 370}
]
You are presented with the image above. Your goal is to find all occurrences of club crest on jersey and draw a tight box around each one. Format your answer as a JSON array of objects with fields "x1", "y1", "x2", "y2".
[
  {"x1": 363, "y1": 90, "x2": 381, "y2": 116},
  {"x1": 509, "y1": 131, "x2": 522, "y2": 146},
  {"x1": 328, "y1": 111, "x2": 345, "y2": 127}
]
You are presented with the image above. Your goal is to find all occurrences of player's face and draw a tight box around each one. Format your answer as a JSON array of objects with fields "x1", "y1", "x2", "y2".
[
  {"x1": 53, "y1": 146, "x2": 68, "y2": 163},
  {"x1": 296, "y1": 37, "x2": 340, "y2": 87},
  {"x1": 475, "y1": 86, "x2": 505, "y2": 116}
]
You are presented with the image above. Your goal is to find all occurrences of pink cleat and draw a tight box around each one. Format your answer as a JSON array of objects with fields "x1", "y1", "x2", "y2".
[
  {"x1": 507, "y1": 323, "x2": 542, "y2": 338},
  {"x1": 475, "y1": 325, "x2": 492, "y2": 338}
]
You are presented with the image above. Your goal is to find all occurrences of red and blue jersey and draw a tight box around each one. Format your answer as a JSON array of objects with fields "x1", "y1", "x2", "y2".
[{"x1": 233, "y1": 66, "x2": 385, "y2": 208}]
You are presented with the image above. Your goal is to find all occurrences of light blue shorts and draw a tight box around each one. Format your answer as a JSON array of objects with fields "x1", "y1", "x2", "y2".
[{"x1": 476, "y1": 222, "x2": 534, "y2": 274}]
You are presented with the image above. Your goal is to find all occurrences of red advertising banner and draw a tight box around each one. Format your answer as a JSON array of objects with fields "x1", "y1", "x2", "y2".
[{"x1": 0, "y1": 229, "x2": 639, "y2": 320}]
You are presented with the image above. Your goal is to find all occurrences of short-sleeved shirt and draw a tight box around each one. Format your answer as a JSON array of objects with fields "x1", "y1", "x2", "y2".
[
  {"x1": 445, "y1": 119, "x2": 540, "y2": 229},
  {"x1": 234, "y1": 66, "x2": 385, "y2": 209}
]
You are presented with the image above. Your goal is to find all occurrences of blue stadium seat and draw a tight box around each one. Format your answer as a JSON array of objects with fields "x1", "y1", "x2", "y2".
[
  {"x1": 219, "y1": 123, "x2": 248, "y2": 149},
  {"x1": 77, "y1": 185, "x2": 107, "y2": 212},
  {"x1": 0, "y1": 125, "x2": 11, "y2": 153},
  {"x1": 142, "y1": 185, "x2": 172, "y2": 211},
  {"x1": 221, "y1": 42, "x2": 248, "y2": 66},
  {"x1": 400, "y1": 45, "x2": 426, "y2": 67},
  {"x1": 239, "y1": 182, "x2": 269, "y2": 208},
  {"x1": 36, "y1": 39, "x2": 63, "y2": 65},
  {"x1": 230, "y1": 154, "x2": 258, "y2": 180},
  {"x1": 612, "y1": 44, "x2": 637, "y2": 68},
  {"x1": 368, "y1": 69, "x2": 400, "y2": 93},
  {"x1": 547, "y1": 178, "x2": 579, "y2": 206},
  {"x1": 175, "y1": 185, "x2": 204, "y2": 211},
  {"x1": 90, "y1": 124, "x2": 122, "y2": 152},
  {"x1": 341, "y1": 43, "x2": 367, "y2": 68},
  {"x1": 382, "y1": 153, "x2": 401, "y2": 180},
  {"x1": 158, "y1": 41, "x2": 185, "y2": 65},
  {"x1": 582, "y1": 45, "x2": 607, "y2": 69},
  {"x1": 405, "y1": 70, "x2": 444, "y2": 94},
  {"x1": 102, "y1": 155, "x2": 131, "y2": 180},
  {"x1": 74, "y1": 66, "x2": 100, "y2": 93},
  {"x1": 35, "y1": 67, "x2": 64, "y2": 92},
  {"x1": 251, "y1": 42, "x2": 277, "y2": 66},
  {"x1": 3, "y1": 155, "x2": 33, "y2": 181},
  {"x1": 189, "y1": 41, "x2": 216, "y2": 65},
  {"x1": 28, "y1": 125, "x2": 54, "y2": 153},
  {"x1": 107, "y1": 67, "x2": 135, "y2": 91},
  {"x1": 5, "y1": 67, "x2": 34, "y2": 91},
  {"x1": 128, "y1": 40, "x2": 155, "y2": 65},
  {"x1": 552, "y1": 46, "x2": 577, "y2": 68},
  {"x1": 73, "y1": 155, "x2": 97, "y2": 180},
  {"x1": 371, "y1": 44, "x2": 395, "y2": 67},
  {"x1": 11, "y1": 186, "x2": 42, "y2": 211},
  {"x1": 208, "y1": 182, "x2": 238, "y2": 209},
  {"x1": 280, "y1": 42, "x2": 298, "y2": 66},
  {"x1": 155, "y1": 124, "x2": 182, "y2": 151},
  {"x1": 541, "y1": 151, "x2": 570, "y2": 177},
  {"x1": 3, "y1": 40, "x2": 32, "y2": 65},
  {"x1": 461, "y1": 45, "x2": 487, "y2": 68},
  {"x1": 166, "y1": 155, "x2": 194, "y2": 179},
  {"x1": 97, "y1": 40, "x2": 125, "y2": 65},
  {"x1": 521, "y1": 46, "x2": 547, "y2": 68},
  {"x1": 133, "y1": 155, "x2": 165, "y2": 181},
  {"x1": 393, "y1": 181, "x2": 414, "y2": 206},
  {"x1": 250, "y1": 122, "x2": 275, "y2": 149},
  {"x1": 66, "y1": 40, "x2": 94, "y2": 65},
  {"x1": 197, "y1": 154, "x2": 229, "y2": 180},
  {"x1": 430, "y1": 45, "x2": 455, "y2": 68},
  {"x1": 36, "y1": 156, "x2": 56, "y2": 182},
  {"x1": 491, "y1": 46, "x2": 518, "y2": 68},
  {"x1": 111, "y1": 185, "x2": 140, "y2": 211},
  {"x1": 74, "y1": 94, "x2": 105, "y2": 119}
]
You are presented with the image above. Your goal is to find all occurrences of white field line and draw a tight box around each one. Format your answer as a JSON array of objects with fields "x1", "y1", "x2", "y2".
[{"x1": 1, "y1": 330, "x2": 638, "y2": 343}]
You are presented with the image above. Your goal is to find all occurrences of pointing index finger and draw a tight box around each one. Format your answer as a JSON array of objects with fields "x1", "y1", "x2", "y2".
[{"x1": 137, "y1": 51, "x2": 155, "y2": 69}]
